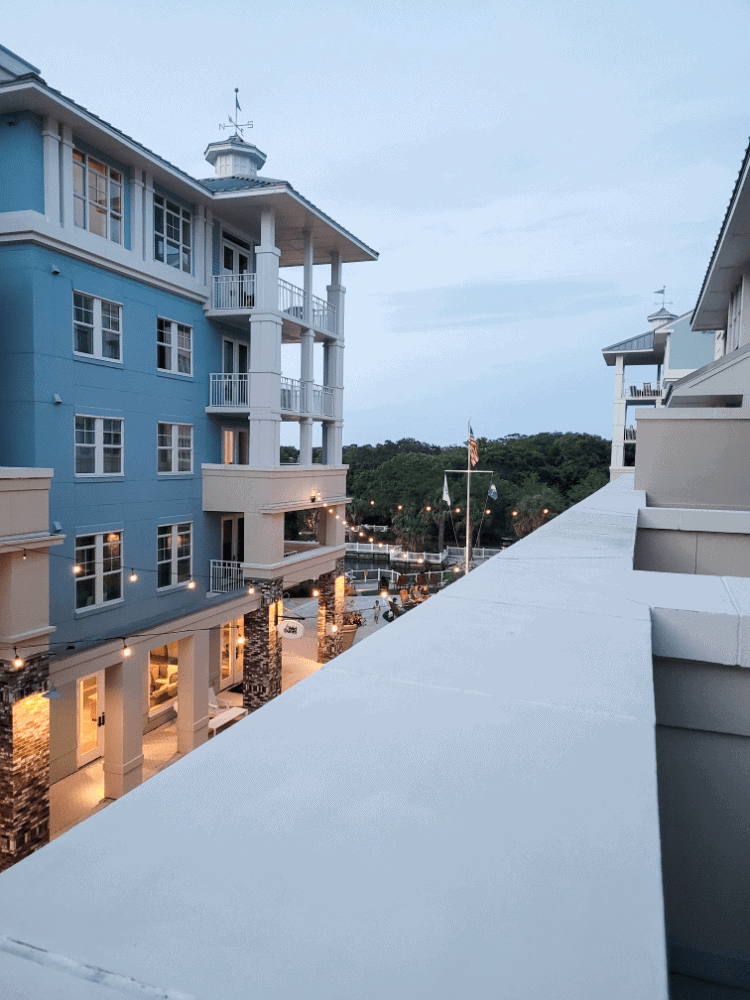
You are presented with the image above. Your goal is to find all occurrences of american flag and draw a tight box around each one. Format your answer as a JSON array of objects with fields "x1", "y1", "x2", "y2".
[{"x1": 469, "y1": 426, "x2": 479, "y2": 467}]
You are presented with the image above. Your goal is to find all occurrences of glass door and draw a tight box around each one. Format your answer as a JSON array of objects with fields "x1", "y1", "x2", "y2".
[
  {"x1": 220, "y1": 616, "x2": 245, "y2": 690},
  {"x1": 222, "y1": 243, "x2": 251, "y2": 307},
  {"x1": 223, "y1": 338, "x2": 249, "y2": 406},
  {"x1": 77, "y1": 670, "x2": 105, "y2": 767}
]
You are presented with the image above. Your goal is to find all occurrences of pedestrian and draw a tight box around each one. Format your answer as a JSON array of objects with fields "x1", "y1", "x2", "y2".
[{"x1": 373, "y1": 599, "x2": 380, "y2": 623}]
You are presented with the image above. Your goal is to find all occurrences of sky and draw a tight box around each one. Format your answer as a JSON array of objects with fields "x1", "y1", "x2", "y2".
[{"x1": 4, "y1": 0, "x2": 750, "y2": 446}]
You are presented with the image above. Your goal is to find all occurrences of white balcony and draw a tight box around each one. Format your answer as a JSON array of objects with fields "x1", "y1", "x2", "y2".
[
  {"x1": 624, "y1": 426, "x2": 637, "y2": 442},
  {"x1": 212, "y1": 273, "x2": 256, "y2": 311},
  {"x1": 280, "y1": 378, "x2": 334, "y2": 418},
  {"x1": 210, "y1": 559, "x2": 246, "y2": 594},
  {"x1": 209, "y1": 373, "x2": 249, "y2": 409},
  {"x1": 209, "y1": 275, "x2": 336, "y2": 334},
  {"x1": 624, "y1": 381, "x2": 663, "y2": 399},
  {"x1": 280, "y1": 377, "x2": 302, "y2": 413}
]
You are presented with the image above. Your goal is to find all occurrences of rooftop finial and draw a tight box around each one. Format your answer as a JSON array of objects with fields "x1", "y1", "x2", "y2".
[{"x1": 219, "y1": 88, "x2": 253, "y2": 138}]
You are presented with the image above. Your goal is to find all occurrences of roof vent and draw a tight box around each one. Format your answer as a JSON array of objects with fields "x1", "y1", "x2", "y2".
[{"x1": 204, "y1": 136, "x2": 267, "y2": 179}]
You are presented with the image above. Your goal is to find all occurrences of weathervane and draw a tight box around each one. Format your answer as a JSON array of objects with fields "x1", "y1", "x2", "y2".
[
  {"x1": 653, "y1": 286, "x2": 673, "y2": 310},
  {"x1": 220, "y1": 88, "x2": 253, "y2": 138}
]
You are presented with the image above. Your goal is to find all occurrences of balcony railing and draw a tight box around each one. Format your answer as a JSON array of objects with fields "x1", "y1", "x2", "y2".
[
  {"x1": 209, "y1": 275, "x2": 336, "y2": 332},
  {"x1": 311, "y1": 293, "x2": 336, "y2": 333},
  {"x1": 280, "y1": 377, "x2": 302, "y2": 413},
  {"x1": 210, "y1": 559, "x2": 245, "y2": 593},
  {"x1": 313, "y1": 385, "x2": 334, "y2": 417},
  {"x1": 278, "y1": 279, "x2": 305, "y2": 321},
  {"x1": 624, "y1": 381, "x2": 662, "y2": 399},
  {"x1": 212, "y1": 274, "x2": 256, "y2": 311},
  {"x1": 624, "y1": 426, "x2": 637, "y2": 442},
  {"x1": 210, "y1": 373, "x2": 249, "y2": 408}
]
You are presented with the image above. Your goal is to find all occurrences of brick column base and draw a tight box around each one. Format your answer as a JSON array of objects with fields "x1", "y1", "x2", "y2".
[
  {"x1": 317, "y1": 557, "x2": 345, "y2": 664},
  {"x1": 243, "y1": 578, "x2": 283, "y2": 713},
  {"x1": 0, "y1": 654, "x2": 50, "y2": 871}
]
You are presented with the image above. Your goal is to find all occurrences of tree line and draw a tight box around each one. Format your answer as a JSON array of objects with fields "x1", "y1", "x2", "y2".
[{"x1": 340, "y1": 433, "x2": 610, "y2": 550}]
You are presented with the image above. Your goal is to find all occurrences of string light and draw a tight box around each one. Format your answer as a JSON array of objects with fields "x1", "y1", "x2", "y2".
[
  {"x1": 22, "y1": 550, "x2": 27, "y2": 561},
  {"x1": 512, "y1": 510, "x2": 518, "y2": 517},
  {"x1": 73, "y1": 564, "x2": 82, "y2": 575},
  {"x1": 129, "y1": 569, "x2": 138, "y2": 582},
  {"x1": 12, "y1": 646, "x2": 23, "y2": 668},
  {"x1": 543, "y1": 508, "x2": 549, "y2": 515},
  {"x1": 312, "y1": 589, "x2": 319, "y2": 597},
  {"x1": 248, "y1": 586, "x2": 255, "y2": 595},
  {"x1": 370, "y1": 500, "x2": 375, "y2": 506},
  {"x1": 397, "y1": 505, "x2": 403, "y2": 510},
  {"x1": 187, "y1": 580, "x2": 196, "y2": 590},
  {"x1": 331, "y1": 624, "x2": 338, "y2": 633},
  {"x1": 485, "y1": 509, "x2": 491, "y2": 515},
  {"x1": 455, "y1": 507, "x2": 461, "y2": 513},
  {"x1": 122, "y1": 639, "x2": 132, "y2": 658},
  {"x1": 237, "y1": 635, "x2": 246, "y2": 645},
  {"x1": 425, "y1": 505, "x2": 431, "y2": 512}
]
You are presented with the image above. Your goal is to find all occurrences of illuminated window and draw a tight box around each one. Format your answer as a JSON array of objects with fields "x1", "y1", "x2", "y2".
[
  {"x1": 73, "y1": 149, "x2": 122, "y2": 243},
  {"x1": 75, "y1": 531, "x2": 122, "y2": 609},
  {"x1": 149, "y1": 642, "x2": 179, "y2": 712}
]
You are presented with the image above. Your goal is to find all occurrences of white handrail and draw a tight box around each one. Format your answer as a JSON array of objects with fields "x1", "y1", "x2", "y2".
[
  {"x1": 280, "y1": 377, "x2": 302, "y2": 412},
  {"x1": 212, "y1": 274, "x2": 256, "y2": 310},
  {"x1": 210, "y1": 373, "x2": 249, "y2": 408},
  {"x1": 210, "y1": 559, "x2": 245, "y2": 593}
]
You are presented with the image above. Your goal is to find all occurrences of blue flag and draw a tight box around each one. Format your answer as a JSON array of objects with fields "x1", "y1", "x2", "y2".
[{"x1": 487, "y1": 482, "x2": 498, "y2": 500}]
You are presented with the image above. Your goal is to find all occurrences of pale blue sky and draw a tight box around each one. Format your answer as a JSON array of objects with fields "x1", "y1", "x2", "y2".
[{"x1": 5, "y1": 0, "x2": 750, "y2": 445}]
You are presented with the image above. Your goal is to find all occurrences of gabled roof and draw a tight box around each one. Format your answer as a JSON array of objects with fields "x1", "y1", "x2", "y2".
[
  {"x1": 692, "y1": 136, "x2": 750, "y2": 331},
  {"x1": 0, "y1": 73, "x2": 377, "y2": 265}
]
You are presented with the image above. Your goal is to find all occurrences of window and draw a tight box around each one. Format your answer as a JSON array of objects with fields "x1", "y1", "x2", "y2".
[
  {"x1": 73, "y1": 293, "x2": 121, "y2": 361},
  {"x1": 157, "y1": 523, "x2": 192, "y2": 589},
  {"x1": 73, "y1": 149, "x2": 122, "y2": 243},
  {"x1": 75, "y1": 532, "x2": 122, "y2": 609},
  {"x1": 154, "y1": 194, "x2": 191, "y2": 272},
  {"x1": 157, "y1": 423, "x2": 192, "y2": 474},
  {"x1": 75, "y1": 416, "x2": 123, "y2": 476},
  {"x1": 149, "y1": 642, "x2": 179, "y2": 712},
  {"x1": 157, "y1": 318, "x2": 192, "y2": 375}
]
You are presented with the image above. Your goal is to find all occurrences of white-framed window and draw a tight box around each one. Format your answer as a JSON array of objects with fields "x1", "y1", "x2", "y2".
[
  {"x1": 154, "y1": 194, "x2": 191, "y2": 272},
  {"x1": 75, "y1": 416, "x2": 123, "y2": 476},
  {"x1": 73, "y1": 292, "x2": 122, "y2": 361},
  {"x1": 73, "y1": 149, "x2": 123, "y2": 244},
  {"x1": 157, "y1": 523, "x2": 192, "y2": 589},
  {"x1": 75, "y1": 531, "x2": 123, "y2": 609},
  {"x1": 157, "y1": 318, "x2": 192, "y2": 375},
  {"x1": 157, "y1": 422, "x2": 192, "y2": 474}
]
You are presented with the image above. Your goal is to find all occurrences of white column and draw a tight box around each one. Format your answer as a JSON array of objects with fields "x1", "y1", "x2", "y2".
[
  {"x1": 194, "y1": 205, "x2": 206, "y2": 291},
  {"x1": 60, "y1": 125, "x2": 74, "y2": 232},
  {"x1": 103, "y1": 650, "x2": 145, "y2": 799},
  {"x1": 610, "y1": 355, "x2": 626, "y2": 472},
  {"x1": 130, "y1": 170, "x2": 144, "y2": 261},
  {"x1": 739, "y1": 273, "x2": 750, "y2": 348},
  {"x1": 42, "y1": 117, "x2": 61, "y2": 227},
  {"x1": 177, "y1": 631, "x2": 209, "y2": 753},
  {"x1": 249, "y1": 208, "x2": 282, "y2": 466},
  {"x1": 300, "y1": 230, "x2": 315, "y2": 464}
]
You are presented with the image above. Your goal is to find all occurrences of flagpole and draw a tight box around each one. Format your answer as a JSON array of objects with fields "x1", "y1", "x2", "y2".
[{"x1": 465, "y1": 420, "x2": 471, "y2": 576}]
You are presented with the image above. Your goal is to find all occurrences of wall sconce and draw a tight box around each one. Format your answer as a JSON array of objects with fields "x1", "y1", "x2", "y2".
[{"x1": 43, "y1": 682, "x2": 62, "y2": 700}]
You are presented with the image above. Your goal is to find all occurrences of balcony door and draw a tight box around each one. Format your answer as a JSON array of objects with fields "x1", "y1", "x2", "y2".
[
  {"x1": 77, "y1": 670, "x2": 105, "y2": 767},
  {"x1": 222, "y1": 427, "x2": 248, "y2": 465},
  {"x1": 220, "y1": 616, "x2": 245, "y2": 690},
  {"x1": 222, "y1": 242, "x2": 251, "y2": 307},
  {"x1": 221, "y1": 338, "x2": 248, "y2": 407},
  {"x1": 221, "y1": 514, "x2": 245, "y2": 563}
]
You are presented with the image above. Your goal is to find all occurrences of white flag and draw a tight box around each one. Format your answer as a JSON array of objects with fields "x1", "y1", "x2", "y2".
[{"x1": 443, "y1": 474, "x2": 450, "y2": 504}]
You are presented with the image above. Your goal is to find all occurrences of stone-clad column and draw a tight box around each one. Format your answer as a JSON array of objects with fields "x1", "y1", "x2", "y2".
[
  {"x1": 0, "y1": 653, "x2": 51, "y2": 872},
  {"x1": 317, "y1": 557, "x2": 345, "y2": 664},
  {"x1": 243, "y1": 578, "x2": 284, "y2": 712}
]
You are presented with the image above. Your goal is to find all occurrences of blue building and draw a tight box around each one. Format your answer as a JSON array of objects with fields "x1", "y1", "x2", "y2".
[{"x1": 0, "y1": 44, "x2": 377, "y2": 807}]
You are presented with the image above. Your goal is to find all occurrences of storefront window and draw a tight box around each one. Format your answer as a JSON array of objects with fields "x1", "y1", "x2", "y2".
[{"x1": 149, "y1": 641, "x2": 179, "y2": 711}]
